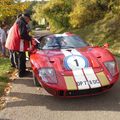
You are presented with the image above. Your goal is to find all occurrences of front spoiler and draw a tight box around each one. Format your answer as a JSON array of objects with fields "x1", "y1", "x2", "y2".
[{"x1": 44, "y1": 84, "x2": 113, "y2": 98}]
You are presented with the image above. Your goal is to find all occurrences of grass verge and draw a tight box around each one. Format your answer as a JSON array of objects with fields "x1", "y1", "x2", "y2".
[{"x1": 0, "y1": 57, "x2": 12, "y2": 97}]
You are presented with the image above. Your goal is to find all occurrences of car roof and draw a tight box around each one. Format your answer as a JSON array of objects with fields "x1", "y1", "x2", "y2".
[
  {"x1": 34, "y1": 32, "x2": 76, "y2": 41},
  {"x1": 48, "y1": 32, "x2": 75, "y2": 38}
]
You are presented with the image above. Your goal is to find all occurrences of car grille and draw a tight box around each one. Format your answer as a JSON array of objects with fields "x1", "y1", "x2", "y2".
[{"x1": 58, "y1": 84, "x2": 113, "y2": 97}]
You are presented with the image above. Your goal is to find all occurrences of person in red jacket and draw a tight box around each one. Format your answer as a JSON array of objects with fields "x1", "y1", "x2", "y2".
[
  {"x1": 8, "y1": 14, "x2": 22, "y2": 68},
  {"x1": 6, "y1": 13, "x2": 32, "y2": 77}
]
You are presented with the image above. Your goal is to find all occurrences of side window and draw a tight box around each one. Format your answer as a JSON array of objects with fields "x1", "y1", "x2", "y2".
[
  {"x1": 40, "y1": 37, "x2": 53, "y2": 49},
  {"x1": 42, "y1": 37, "x2": 54, "y2": 49},
  {"x1": 40, "y1": 38, "x2": 46, "y2": 48},
  {"x1": 46, "y1": 37, "x2": 53, "y2": 46},
  {"x1": 39, "y1": 36, "x2": 61, "y2": 49}
]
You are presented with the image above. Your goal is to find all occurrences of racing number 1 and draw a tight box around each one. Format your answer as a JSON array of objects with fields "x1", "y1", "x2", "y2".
[{"x1": 74, "y1": 59, "x2": 79, "y2": 66}]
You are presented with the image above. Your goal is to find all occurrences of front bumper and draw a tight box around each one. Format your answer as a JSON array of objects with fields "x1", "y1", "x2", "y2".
[{"x1": 44, "y1": 84, "x2": 113, "y2": 97}]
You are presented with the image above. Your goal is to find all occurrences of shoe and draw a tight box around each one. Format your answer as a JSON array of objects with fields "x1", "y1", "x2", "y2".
[
  {"x1": 18, "y1": 71, "x2": 31, "y2": 77},
  {"x1": 19, "y1": 72, "x2": 26, "y2": 77},
  {"x1": 23, "y1": 71, "x2": 31, "y2": 76}
]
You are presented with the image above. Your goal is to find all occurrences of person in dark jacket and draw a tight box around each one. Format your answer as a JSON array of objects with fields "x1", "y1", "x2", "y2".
[{"x1": 6, "y1": 13, "x2": 32, "y2": 77}]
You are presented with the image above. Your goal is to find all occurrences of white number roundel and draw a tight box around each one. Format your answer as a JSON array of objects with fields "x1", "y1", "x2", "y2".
[{"x1": 64, "y1": 55, "x2": 89, "y2": 70}]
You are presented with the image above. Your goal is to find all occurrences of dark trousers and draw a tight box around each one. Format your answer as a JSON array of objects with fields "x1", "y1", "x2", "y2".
[
  {"x1": 0, "y1": 42, "x2": 6, "y2": 56},
  {"x1": 9, "y1": 50, "x2": 18, "y2": 68},
  {"x1": 18, "y1": 52, "x2": 26, "y2": 76}
]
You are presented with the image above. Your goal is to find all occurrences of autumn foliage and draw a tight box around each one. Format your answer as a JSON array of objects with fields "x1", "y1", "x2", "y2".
[
  {"x1": 32, "y1": 0, "x2": 120, "y2": 54},
  {"x1": 0, "y1": 0, "x2": 30, "y2": 24}
]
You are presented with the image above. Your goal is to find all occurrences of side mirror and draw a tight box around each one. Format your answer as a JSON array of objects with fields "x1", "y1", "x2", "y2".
[
  {"x1": 27, "y1": 39, "x2": 38, "y2": 52},
  {"x1": 103, "y1": 43, "x2": 109, "y2": 48}
]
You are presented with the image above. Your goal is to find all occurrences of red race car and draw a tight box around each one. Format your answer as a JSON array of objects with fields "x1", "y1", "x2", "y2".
[{"x1": 30, "y1": 33, "x2": 119, "y2": 97}]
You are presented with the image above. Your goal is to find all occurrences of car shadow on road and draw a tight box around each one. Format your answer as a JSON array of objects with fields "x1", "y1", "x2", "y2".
[{"x1": 7, "y1": 81, "x2": 120, "y2": 112}]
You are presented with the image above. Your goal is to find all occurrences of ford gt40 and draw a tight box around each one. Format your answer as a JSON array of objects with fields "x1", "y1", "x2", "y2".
[{"x1": 30, "y1": 32, "x2": 119, "y2": 97}]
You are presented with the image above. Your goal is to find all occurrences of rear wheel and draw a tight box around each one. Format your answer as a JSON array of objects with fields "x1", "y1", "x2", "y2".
[{"x1": 33, "y1": 73, "x2": 41, "y2": 87}]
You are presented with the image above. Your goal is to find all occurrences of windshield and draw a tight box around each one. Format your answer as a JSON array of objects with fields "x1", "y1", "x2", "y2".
[{"x1": 39, "y1": 35, "x2": 89, "y2": 50}]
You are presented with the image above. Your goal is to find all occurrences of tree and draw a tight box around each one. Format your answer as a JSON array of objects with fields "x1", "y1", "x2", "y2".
[
  {"x1": 0, "y1": 0, "x2": 30, "y2": 24},
  {"x1": 69, "y1": 0, "x2": 105, "y2": 28},
  {"x1": 32, "y1": 0, "x2": 73, "y2": 31}
]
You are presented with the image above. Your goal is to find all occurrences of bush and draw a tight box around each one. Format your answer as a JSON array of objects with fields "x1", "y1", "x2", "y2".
[{"x1": 69, "y1": 0, "x2": 105, "y2": 28}]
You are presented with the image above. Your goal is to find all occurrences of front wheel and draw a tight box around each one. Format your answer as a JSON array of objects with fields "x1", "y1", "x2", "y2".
[{"x1": 33, "y1": 73, "x2": 41, "y2": 87}]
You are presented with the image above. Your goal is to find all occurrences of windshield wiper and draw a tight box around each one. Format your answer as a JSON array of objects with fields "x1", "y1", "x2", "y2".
[
  {"x1": 48, "y1": 45, "x2": 60, "y2": 48},
  {"x1": 61, "y1": 46, "x2": 75, "y2": 49}
]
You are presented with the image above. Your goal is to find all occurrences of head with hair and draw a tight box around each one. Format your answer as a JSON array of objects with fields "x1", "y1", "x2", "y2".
[
  {"x1": 1, "y1": 23, "x2": 6, "y2": 29},
  {"x1": 22, "y1": 13, "x2": 31, "y2": 23}
]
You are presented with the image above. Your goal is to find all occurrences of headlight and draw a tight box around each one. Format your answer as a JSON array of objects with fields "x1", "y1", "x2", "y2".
[
  {"x1": 39, "y1": 68, "x2": 57, "y2": 84},
  {"x1": 104, "y1": 61, "x2": 117, "y2": 76}
]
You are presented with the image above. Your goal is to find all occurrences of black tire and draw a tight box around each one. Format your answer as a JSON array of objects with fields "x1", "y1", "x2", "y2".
[{"x1": 33, "y1": 72, "x2": 41, "y2": 87}]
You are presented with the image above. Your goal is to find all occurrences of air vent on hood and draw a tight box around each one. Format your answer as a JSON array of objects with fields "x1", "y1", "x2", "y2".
[{"x1": 97, "y1": 56, "x2": 101, "y2": 58}]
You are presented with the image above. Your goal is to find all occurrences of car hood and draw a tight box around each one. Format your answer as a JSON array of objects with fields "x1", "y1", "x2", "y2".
[
  {"x1": 32, "y1": 46, "x2": 115, "y2": 90},
  {"x1": 36, "y1": 47, "x2": 105, "y2": 72}
]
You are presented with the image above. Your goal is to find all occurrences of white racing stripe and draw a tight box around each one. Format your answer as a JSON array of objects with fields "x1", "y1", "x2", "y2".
[
  {"x1": 71, "y1": 49, "x2": 82, "y2": 56},
  {"x1": 61, "y1": 49, "x2": 82, "y2": 56},
  {"x1": 83, "y1": 67, "x2": 101, "y2": 88},
  {"x1": 61, "y1": 49, "x2": 101, "y2": 90},
  {"x1": 61, "y1": 49, "x2": 72, "y2": 56},
  {"x1": 73, "y1": 69, "x2": 89, "y2": 89}
]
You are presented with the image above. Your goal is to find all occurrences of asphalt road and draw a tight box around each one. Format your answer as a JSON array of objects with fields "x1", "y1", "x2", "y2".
[{"x1": 0, "y1": 31, "x2": 120, "y2": 120}]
